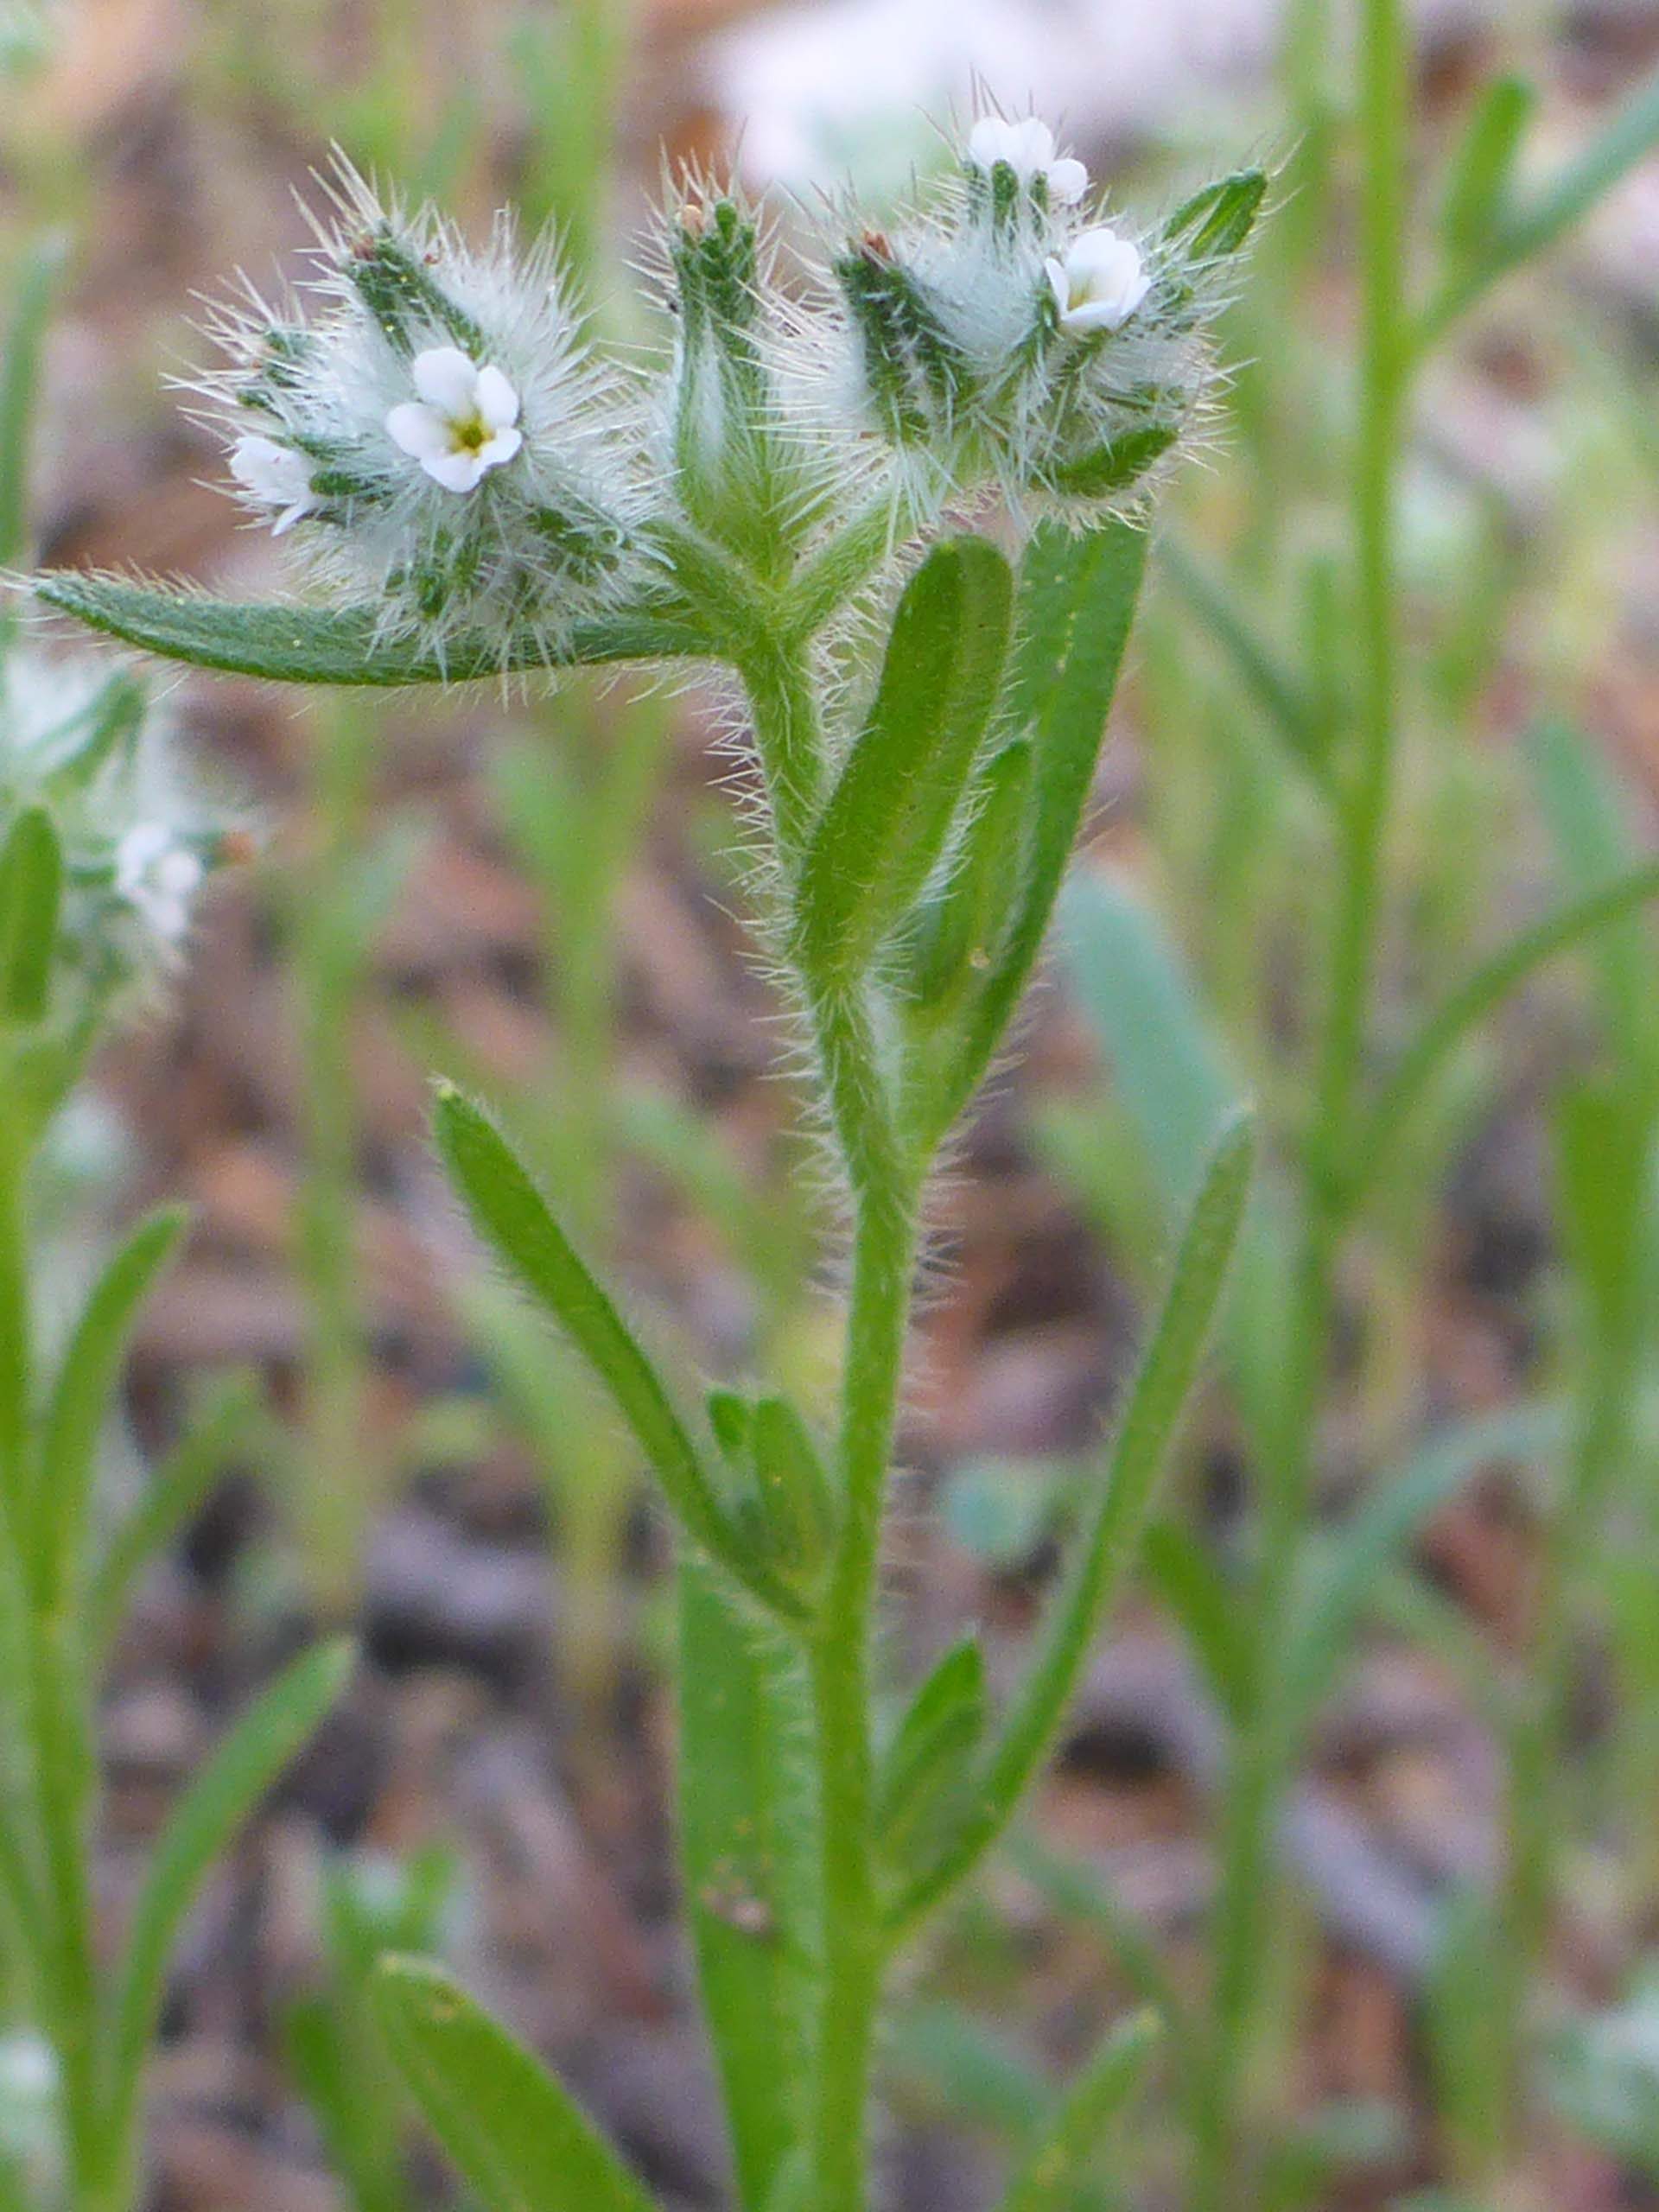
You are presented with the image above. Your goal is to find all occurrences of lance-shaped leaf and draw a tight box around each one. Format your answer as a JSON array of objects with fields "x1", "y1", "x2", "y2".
[
  {"x1": 931, "y1": 517, "x2": 1148, "y2": 1142},
  {"x1": 32, "y1": 573, "x2": 711, "y2": 687},
  {"x1": 874, "y1": 1637, "x2": 986, "y2": 1866},
  {"x1": 0, "y1": 805, "x2": 62, "y2": 1023},
  {"x1": 374, "y1": 1958, "x2": 659, "y2": 2212},
  {"x1": 104, "y1": 1639, "x2": 354, "y2": 2149},
  {"x1": 905, "y1": 740, "x2": 1032, "y2": 1017},
  {"x1": 892, "y1": 1112, "x2": 1253, "y2": 1930},
  {"x1": 433, "y1": 1087, "x2": 804, "y2": 1619},
  {"x1": 993, "y1": 2010, "x2": 1161, "y2": 2212},
  {"x1": 31, "y1": 1205, "x2": 189, "y2": 1603},
  {"x1": 678, "y1": 1563, "x2": 819, "y2": 2210},
  {"x1": 794, "y1": 537, "x2": 1014, "y2": 984}
]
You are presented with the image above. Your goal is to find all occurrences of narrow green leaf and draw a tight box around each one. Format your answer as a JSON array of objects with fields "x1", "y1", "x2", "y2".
[
  {"x1": 905, "y1": 740, "x2": 1033, "y2": 1015},
  {"x1": 1164, "y1": 170, "x2": 1268, "y2": 258},
  {"x1": 33, "y1": 573, "x2": 711, "y2": 686},
  {"x1": 0, "y1": 231, "x2": 67, "y2": 570},
  {"x1": 1440, "y1": 75, "x2": 1536, "y2": 260},
  {"x1": 89, "y1": 1374, "x2": 261, "y2": 1656},
  {"x1": 747, "y1": 1396, "x2": 836, "y2": 1584},
  {"x1": 1553, "y1": 1080, "x2": 1649, "y2": 1326},
  {"x1": 1141, "y1": 1522, "x2": 1246, "y2": 1724},
  {"x1": 678, "y1": 1563, "x2": 818, "y2": 2210},
  {"x1": 284, "y1": 1996, "x2": 415, "y2": 2212},
  {"x1": 105, "y1": 1640, "x2": 353, "y2": 2145},
  {"x1": 433, "y1": 1087, "x2": 799, "y2": 1617},
  {"x1": 374, "y1": 1957, "x2": 658, "y2": 2212},
  {"x1": 938, "y1": 517, "x2": 1149, "y2": 1137},
  {"x1": 994, "y1": 2009, "x2": 1161, "y2": 2212},
  {"x1": 874, "y1": 1637, "x2": 986, "y2": 1863},
  {"x1": 1278, "y1": 1403, "x2": 1562, "y2": 1743},
  {"x1": 33, "y1": 1204, "x2": 188, "y2": 1600},
  {"x1": 894, "y1": 1111, "x2": 1254, "y2": 1929},
  {"x1": 1353, "y1": 859, "x2": 1659, "y2": 1203},
  {"x1": 1157, "y1": 537, "x2": 1327, "y2": 789},
  {"x1": 795, "y1": 537, "x2": 1013, "y2": 982},
  {"x1": 0, "y1": 805, "x2": 62, "y2": 1023}
]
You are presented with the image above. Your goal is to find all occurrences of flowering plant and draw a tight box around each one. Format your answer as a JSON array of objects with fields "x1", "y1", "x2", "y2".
[{"x1": 35, "y1": 111, "x2": 1262, "y2": 2212}]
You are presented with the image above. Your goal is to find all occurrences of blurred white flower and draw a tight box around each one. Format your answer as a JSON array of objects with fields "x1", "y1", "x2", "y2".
[
  {"x1": 967, "y1": 114, "x2": 1087, "y2": 204},
  {"x1": 386, "y1": 346, "x2": 522, "y2": 492},
  {"x1": 229, "y1": 435, "x2": 315, "y2": 535},
  {"x1": 1046, "y1": 226, "x2": 1150, "y2": 333},
  {"x1": 115, "y1": 823, "x2": 203, "y2": 944}
]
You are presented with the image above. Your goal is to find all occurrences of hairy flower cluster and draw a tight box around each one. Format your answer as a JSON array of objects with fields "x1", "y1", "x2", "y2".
[
  {"x1": 193, "y1": 162, "x2": 650, "y2": 666},
  {"x1": 829, "y1": 112, "x2": 1254, "y2": 522},
  {"x1": 0, "y1": 646, "x2": 241, "y2": 1018},
  {"x1": 190, "y1": 124, "x2": 1258, "y2": 651}
]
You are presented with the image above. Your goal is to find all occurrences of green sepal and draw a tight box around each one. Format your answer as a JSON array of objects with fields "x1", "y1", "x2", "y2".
[
  {"x1": 836, "y1": 238, "x2": 970, "y2": 446},
  {"x1": 0, "y1": 804, "x2": 62, "y2": 1024},
  {"x1": 1049, "y1": 423, "x2": 1177, "y2": 500},
  {"x1": 873, "y1": 1637, "x2": 986, "y2": 1867},
  {"x1": 794, "y1": 537, "x2": 1014, "y2": 986},
  {"x1": 343, "y1": 226, "x2": 486, "y2": 359},
  {"x1": 34, "y1": 572, "x2": 712, "y2": 685},
  {"x1": 1163, "y1": 169, "x2": 1268, "y2": 259}
]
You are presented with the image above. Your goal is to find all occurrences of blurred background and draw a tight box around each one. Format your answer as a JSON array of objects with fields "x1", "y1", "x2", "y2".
[{"x1": 4, "y1": 1, "x2": 1659, "y2": 2207}]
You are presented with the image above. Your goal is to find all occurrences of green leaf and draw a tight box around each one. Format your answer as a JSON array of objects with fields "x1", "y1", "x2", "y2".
[
  {"x1": 1156, "y1": 536, "x2": 1328, "y2": 790},
  {"x1": 794, "y1": 537, "x2": 1013, "y2": 983},
  {"x1": 32, "y1": 573, "x2": 710, "y2": 686},
  {"x1": 1141, "y1": 1521, "x2": 1246, "y2": 1724},
  {"x1": 1353, "y1": 857, "x2": 1659, "y2": 1203},
  {"x1": 0, "y1": 231, "x2": 67, "y2": 570},
  {"x1": 1278, "y1": 1403, "x2": 1562, "y2": 1743},
  {"x1": 32, "y1": 1205, "x2": 188, "y2": 1602},
  {"x1": 904, "y1": 740, "x2": 1033, "y2": 1016},
  {"x1": 874, "y1": 1637, "x2": 986, "y2": 1865},
  {"x1": 1164, "y1": 170, "x2": 1268, "y2": 258},
  {"x1": 433, "y1": 1086, "x2": 800, "y2": 1618},
  {"x1": 937, "y1": 516, "x2": 1149, "y2": 1139},
  {"x1": 105, "y1": 1639, "x2": 353, "y2": 2146},
  {"x1": 284, "y1": 1995, "x2": 416, "y2": 2212},
  {"x1": 1439, "y1": 75, "x2": 1535, "y2": 261},
  {"x1": 893, "y1": 1111, "x2": 1254, "y2": 1929},
  {"x1": 1554, "y1": 1079, "x2": 1649, "y2": 1327},
  {"x1": 89, "y1": 1374, "x2": 261, "y2": 1656},
  {"x1": 747, "y1": 1396, "x2": 836, "y2": 1585},
  {"x1": 373, "y1": 1957, "x2": 658, "y2": 2212},
  {"x1": 0, "y1": 804, "x2": 62, "y2": 1024},
  {"x1": 677, "y1": 1562, "x2": 818, "y2": 2210},
  {"x1": 993, "y1": 2009, "x2": 1161, "y2": 2212}
]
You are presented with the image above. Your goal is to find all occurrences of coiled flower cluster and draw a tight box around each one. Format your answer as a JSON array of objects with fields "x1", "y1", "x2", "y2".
[
  {"x1": 0, "y1": 646, "x2": 241, "y2": 1027},
  {"x1": 194, "y1": 119, "x2": 1260, "y2": 658}
]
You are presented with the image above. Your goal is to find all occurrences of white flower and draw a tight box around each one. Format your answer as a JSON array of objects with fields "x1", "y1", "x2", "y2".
[
  {"x1": 1046, "y1": 227, "x2": 1151, "y2": 334},
  {"x1": 229, "y1": 435, "x2": 316, "y2": 536},
  {"x1": 967, "y1": 116, "x2": 1087, "y2": 207},
  {"x1": 385, "y1": 346, "x2": 522, "y2": 493},
  {"x1": 114, "y1": 823, "x2": 203, "y2": 944}
]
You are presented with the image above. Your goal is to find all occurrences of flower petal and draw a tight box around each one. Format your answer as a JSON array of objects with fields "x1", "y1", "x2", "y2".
[
  {"x1": 968, "y1": 116, "x2": 1014, "y2": 170},
  {"x1": 1044, "y1": 257, "x2": 1070, "y2": 319},
  {"x1": 386, "y1": 400, "x2": 451, "y2": 461},
  {"x1": 420, "y1": 447, "x2": 488, "y2": 493},
  {"x1": 1046, "y1": 156, "x2": 1088, "y2": 205},
  {"x1": 1007, "y1": 118, "x2": 1054, "y2": 175},
  {"x1": 410, "y1": 345, "x2": 480, "y2": 416},
  {"x1": 475, "y1": 424, "x2": 522, "y2": 473},
  {"x1": 474, "y1": 365, "x2": 519, "y2": 432}
]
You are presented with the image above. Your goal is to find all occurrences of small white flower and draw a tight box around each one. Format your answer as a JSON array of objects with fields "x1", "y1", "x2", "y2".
[
  {"x1": 115, "y1": 823, "x2": 203, "y2": 944},
  {"x1": 1046, "y1": 227, "x2": 1151, "y2": 334},
  {"x1": 229, "y1": 435, "x2": 316, "y2": 536},
  {"x1": 385, "y1": 346, "x2": 522, "y2": 493},
  {"x1": 967, "y1": 115, "x2": 1087, "y2": 207}
]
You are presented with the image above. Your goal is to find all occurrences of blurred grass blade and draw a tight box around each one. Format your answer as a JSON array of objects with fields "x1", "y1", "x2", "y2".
[
  {"x1": 1279, "y1": 1403, "x2": 1563, "y2": 1742},
  {"x1": 795, "y1": 537, "x2": 1013, "y2": 982},
  {"x1": 894, "y1": 1112, "x2": 1254, "y2": 1927},
  {"x1": 993, "y1": 2009, "x2": 1161, "y2": 2212},
  {"x1": 1157, "y1": 537, "x2": 1329, "y2": 791},
  {"x1": 33, "y1": 573, "x2": 710, "y2": 685},
  {"x1": 1354, "y1": 858, "x2": 1659, "y2": 1201},
  {"x1": 434, "y1": 1087, "x2": 800, "y2": 1617},
  {"x1": 678, "y1": 1563, "x2": 818, "y2": 2209},
  {"x1": 1439, "y1": 74, "x2": 1535, "y2": 260},
  {"x1": 1554, "y1": 1079, "x2": 1649, "y2": 1330},
  {"x1": 374, "y1": 1957, "x2": 659, "y2": 2212},
  {"x1": 0, "y1": 231, "x2": 67, "y2": 571},
  {"x1": 0, "y1": 804, "x2": 62, "y2": 1023},
  {"x1": 105, "y1": 1640, "x2": 354, "y2": 2144},
  {"x1": 89, "y1": 1374, "x2": 261, "y2": 1656},
  {"x1": 938, "y1": 518, "x2": 1148, "y2": 1135},
  {"x1": 33, "y1": 1205, "x2": 189, "y2": 1600}
]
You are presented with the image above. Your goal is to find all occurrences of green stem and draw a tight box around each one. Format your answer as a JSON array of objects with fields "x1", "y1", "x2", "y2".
[
  {"x1": 1196, "y1": 0, "x2": 1408, "y2": 2200},
  {"x1": 808, "y1": 1176, "x2": 918, "y2": 2212}
]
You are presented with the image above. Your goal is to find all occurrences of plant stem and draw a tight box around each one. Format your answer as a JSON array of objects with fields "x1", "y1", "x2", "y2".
[
  {"x1": 808, "y1": 1175, "x2": 917, "y2": 2212},
  {"x1": 1196, "y1": 0, "x2": 1408, "y2": 2199}
]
